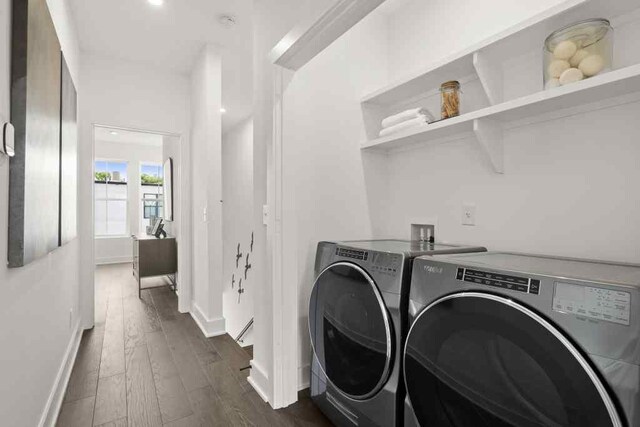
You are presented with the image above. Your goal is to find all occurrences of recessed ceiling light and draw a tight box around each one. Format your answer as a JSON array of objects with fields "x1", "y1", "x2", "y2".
[
  {"x1": 110, "y1": 131, "x2": 118, "y2": 135},
  {"x1": 148, "y1": 0, "x2": 163, "y2": 6},
  {"x1": 220, "y1": 108, "x2": 227, "y2": 113}
]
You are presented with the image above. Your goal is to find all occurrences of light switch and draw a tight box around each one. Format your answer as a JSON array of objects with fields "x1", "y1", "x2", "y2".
[{"x1": 263, "y1": 205, "x2": 269, "y2": 226}]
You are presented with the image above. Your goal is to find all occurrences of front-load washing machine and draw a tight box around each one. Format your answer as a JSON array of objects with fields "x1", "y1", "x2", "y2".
[
  {"x1": 404, "y1": 252, "x2": 640, "y2": 427},
  {"x1": 309, "y1": 240, "x2": 487, "y2": 427}
]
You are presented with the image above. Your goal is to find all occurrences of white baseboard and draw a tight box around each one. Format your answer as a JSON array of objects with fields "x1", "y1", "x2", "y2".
[
  {"x1": 248, "y1": 359, "x2": 270, "y2": 403},
  {"x1": 95, "y1": 256, "x2": 132, "y2": 265},
  {"x1": 298, "y1": 363, "x2": 310, "y2": 390},
  {"x1": 39, "y1": 322, "x2": 83, "y2": 427},
  {"x1": 191, "y1": 303, "x2": 226, "y2": 338}
]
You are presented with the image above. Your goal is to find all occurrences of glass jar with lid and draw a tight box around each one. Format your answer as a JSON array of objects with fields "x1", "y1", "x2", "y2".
[
  {"x1": 544, "y1": 18, "x2": 613, "y2": 90},
  {"x1": 440, "y1": 80, "x2": 461, "y2": 119}
]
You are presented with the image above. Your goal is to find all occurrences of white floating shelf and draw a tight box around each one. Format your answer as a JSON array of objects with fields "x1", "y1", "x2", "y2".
[
  {"x1": 362, "y1": 63, "x2": 640, "y2": 171},
  {"x1": 360, "y1": 0, "x2": 640, "y2": 173},
  {"x1": 361, "y1": 0, "x2": 639, "y2": 107}
]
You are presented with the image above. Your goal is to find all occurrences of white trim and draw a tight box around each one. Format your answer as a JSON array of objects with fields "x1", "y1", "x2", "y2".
[
  {"x1": 190, "y1": 303, "x2": 226, "y2": 338},
  {"x1": 39, "y1": 322, "x2": 83, "y2": 427},
  {"x1": 248, "y1": 359, "x2": 270, "y2": 402},
  {"x1": 298, "y1": 364, "x2": 311, "y2": 391},
  {"x1": 95, "y1": 256, "x2": 132, "y2": 265},
  {"x1": 270, "y1": 0, "x2": 385, "y2": 71}
]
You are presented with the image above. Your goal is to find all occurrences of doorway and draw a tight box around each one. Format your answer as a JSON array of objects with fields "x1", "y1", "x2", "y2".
[{"x1": 91, "y1": 125, "x2": 190, "y2": 319}]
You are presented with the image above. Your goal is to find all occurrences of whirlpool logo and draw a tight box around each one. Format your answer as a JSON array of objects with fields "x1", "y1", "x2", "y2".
[{"x1": 424, "y1": 266, "x2": 444, "y2": 274}]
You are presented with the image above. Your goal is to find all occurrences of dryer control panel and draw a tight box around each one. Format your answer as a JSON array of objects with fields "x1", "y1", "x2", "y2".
[{"x1": 456, "y1": 267, "x2": 540, "y2": 295}]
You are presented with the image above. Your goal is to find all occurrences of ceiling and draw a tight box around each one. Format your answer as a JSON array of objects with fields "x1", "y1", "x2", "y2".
[
  {"x1": 94, "y1": 127, "x2": 164, "y2": 147},
  {"x1": 69, "y1": 0, "x2": 253, "y2": 131}
]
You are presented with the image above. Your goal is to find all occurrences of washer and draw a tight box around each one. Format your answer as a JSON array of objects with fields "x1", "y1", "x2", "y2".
[
  {"x1": 309, "y1": 240, "x2": 487, "y2": 427},
  {"x1": 404, "y1": 252, "x2": 640, "y2": 427}
]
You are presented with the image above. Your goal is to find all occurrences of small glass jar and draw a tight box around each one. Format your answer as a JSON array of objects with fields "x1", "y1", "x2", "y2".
[
  {"x1": 543, "y1": 18, "x2": 613, "y2": 90},
  {"x1": 440, "y1": 80, "x2": 461, "y2": 119}
]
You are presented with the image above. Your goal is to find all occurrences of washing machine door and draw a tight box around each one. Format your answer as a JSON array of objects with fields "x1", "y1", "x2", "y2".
[
  {"x1": 404, "y1": 292, "x2": 623, "y2": 427},
  {"x1": 309, "y1": 262, "x2": 393, "y2": 400}
]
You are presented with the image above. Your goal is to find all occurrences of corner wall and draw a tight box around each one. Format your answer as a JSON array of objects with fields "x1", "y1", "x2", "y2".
[
  {"x1": 222, "y1": 118, "x2": 254, "y2": 345},
  {"x1": 0, "y1": 0, "x2": 82, "y2": 425},
  {"x1": 189, "y1": 45, "x2": 225, "y2": 336}
]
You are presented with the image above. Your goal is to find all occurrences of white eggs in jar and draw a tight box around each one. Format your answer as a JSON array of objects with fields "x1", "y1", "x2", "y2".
[
  {"x1": 569, "y1": 49, "x2": 589, "y2": 67},
  {"x1": 559, "y1": 68, "x2": 584, "y2": 85},
  {"x1": 579, "y1": 54, "x2": 605, "y2": 76},
  {"x1": 543, "y1": 19, "x2": 612, "y2": 90},
  {"x1": 553, "y1": 40, "x2": 578, "y2": 60},
  {"x1": 548, "y1": 60, "x2": 570, "y2": 78}
]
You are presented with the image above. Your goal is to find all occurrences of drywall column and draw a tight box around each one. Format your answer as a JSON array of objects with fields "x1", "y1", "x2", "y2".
[
  {"x1": 250, "y1": 0, "x2": 335, "y2": 407},
  {"x1": 189, "y1": 45, "x2": 225, "y2": 335}
]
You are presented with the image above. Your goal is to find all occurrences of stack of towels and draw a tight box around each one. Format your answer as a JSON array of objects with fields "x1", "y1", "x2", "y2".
[{"x1": 379, "y1": 108, "x2": 433, "y2": 137}]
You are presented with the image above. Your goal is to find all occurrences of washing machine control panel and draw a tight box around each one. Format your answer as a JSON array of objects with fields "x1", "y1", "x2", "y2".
[
  {"x1": 370, "y1": 253, "x2": 402, "y2": 276},
  {"x1": 335, "y1": 247, "x2": 401, "y2": 276},
  {"x1": 336, "y1": 247, "x2": 368, "y2": 261},
  {"x1": 456, "y1": 267, "x2": 541, "y2": 295}
]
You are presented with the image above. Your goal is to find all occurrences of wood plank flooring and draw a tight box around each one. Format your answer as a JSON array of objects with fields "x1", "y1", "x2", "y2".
[{"x1": 57, "y1": 263, "x2": 332, "y2": 426}]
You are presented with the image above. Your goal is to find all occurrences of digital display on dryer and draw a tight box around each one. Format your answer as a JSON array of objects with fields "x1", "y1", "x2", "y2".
[{"x1": 553, "y1": 282, "x2": 631, "y2": 326}]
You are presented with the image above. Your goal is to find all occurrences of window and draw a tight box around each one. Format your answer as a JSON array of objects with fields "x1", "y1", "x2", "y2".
[
  {"x1": 140, "y1": 163, "x2": 163, "y2": 231},
  {"x1": 95, "y1": 160, "x2": 128, "y2": 236}
]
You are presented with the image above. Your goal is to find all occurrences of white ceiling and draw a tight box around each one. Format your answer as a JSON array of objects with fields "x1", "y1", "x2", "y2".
[
  {"x1": 94, "y1": 127, "x2": 164, "y2": 147},
  {"x1": 70, "y1": 0, "x2": 253, "y2": 131}
]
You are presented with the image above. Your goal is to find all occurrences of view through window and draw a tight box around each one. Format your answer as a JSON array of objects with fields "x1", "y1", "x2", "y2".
[{"x1": 95, "y1": 160, "x2": 128, "y2": 236}]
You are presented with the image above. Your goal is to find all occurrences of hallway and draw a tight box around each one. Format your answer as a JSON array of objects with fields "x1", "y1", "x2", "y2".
[{"x1": 56, "y1": 264, "x2": 330, "y2": 426}]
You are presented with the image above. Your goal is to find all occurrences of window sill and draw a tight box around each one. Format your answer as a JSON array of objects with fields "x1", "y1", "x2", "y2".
[{"x1": 95, "y1": 235, "x2": 132, "y2": 240}]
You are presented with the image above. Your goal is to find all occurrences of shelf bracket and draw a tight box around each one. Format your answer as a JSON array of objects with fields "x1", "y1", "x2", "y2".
[
  {"x1": 473, "y1": 118, "x2": 504, "y2": 174},
  {"x1": 473, "y1": 50, "x2": 503, "y2": 105}
]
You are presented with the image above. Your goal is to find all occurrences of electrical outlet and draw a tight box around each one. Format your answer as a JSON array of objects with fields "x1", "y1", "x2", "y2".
[
  {"x1": 203, "y1": 207, "x2": 207, "y2": 222},
  {"x1": 462, "y1": 204, "x2": 476, "y2": 226}
]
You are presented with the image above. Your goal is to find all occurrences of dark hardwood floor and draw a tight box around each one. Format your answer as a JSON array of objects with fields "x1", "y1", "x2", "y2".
[{"x1": 57, "y1": 263, "x2": 332, "y2": 426}]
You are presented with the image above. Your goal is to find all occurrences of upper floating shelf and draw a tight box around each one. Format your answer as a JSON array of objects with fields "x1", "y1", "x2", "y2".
[
  {"x1": 362, "y1": 63, "x2": 640, "y2": 151},
  {"x1": 361, "y1": 0, "x2": 640, "y2": 107}
]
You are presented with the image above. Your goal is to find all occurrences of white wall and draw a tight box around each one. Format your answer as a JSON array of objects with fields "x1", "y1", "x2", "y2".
[
  {"x1": 281, "y1": 10, "x2": 390, "y2": 390},
  {"x1": 382, "y1": 0, "x2": 640, "y2": 261},
  {"x1": 222, "y1": 118, "x2": 254, "y2": 345},
  {"x1": 0, "y1": 0, "x2": 81, "y2": 425},
  {"x1": 79, "y1": 54, "x2": 191, "y2": 320},
  {"x1": 94, "y1": 140, "x2": 163, "y2": 264},
  {"x1": 189, "y1": 45, "x2": 225, "y2": 335},
  {"x1": 281, "y1": 0, "x2": 640, "y2": 392},
  {"x1": 250, "y1": 0, "x2": 336, "y2": 403}
]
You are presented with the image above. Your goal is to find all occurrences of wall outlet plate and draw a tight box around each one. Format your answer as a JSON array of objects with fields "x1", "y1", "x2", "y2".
[
  {"x1": 2, "y1": 122, "x2": 15, "y2": 157},
  {"x1": 462, "y1": 203, "x2": 476, "y2": 226}
]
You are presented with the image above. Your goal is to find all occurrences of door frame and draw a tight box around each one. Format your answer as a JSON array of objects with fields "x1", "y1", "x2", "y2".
[{"x1": 88, "y1": 124, "x2": 192, "y2": 319}]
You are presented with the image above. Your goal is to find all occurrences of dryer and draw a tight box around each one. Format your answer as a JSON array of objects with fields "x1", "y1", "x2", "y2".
[
  {"x1": 309, "y1": 240, "x2": 487, "y2": 427},
  {"x1": 404, "y1": 252, "x2": 640, "y2": 427}
]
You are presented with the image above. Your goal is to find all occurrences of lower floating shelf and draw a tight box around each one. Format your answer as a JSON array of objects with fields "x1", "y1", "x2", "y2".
[{"x1": 361, "y1": 63, "x2": 640, "y2": 172}]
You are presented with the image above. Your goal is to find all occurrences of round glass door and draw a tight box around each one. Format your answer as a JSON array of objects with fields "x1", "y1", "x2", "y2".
[
  {"x1": 404, "y1": 292, "x2": 622, "y2": 427},
  {"x1": 309, "y1": 262, "x2": 393, "y2": 400}
]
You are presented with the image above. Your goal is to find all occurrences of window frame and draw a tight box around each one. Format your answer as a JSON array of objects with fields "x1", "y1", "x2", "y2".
[{"x1": 94, "y1": 158, "x2": 130, "y2": 238}]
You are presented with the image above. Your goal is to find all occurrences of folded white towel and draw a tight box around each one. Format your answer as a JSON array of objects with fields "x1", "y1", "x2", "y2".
[
  {"x1": 379, "y1": 116, "x2": 428, "y2": 137},
  {"x1": 381, "y1": 108, "x2": 433, "y2": 129}
]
